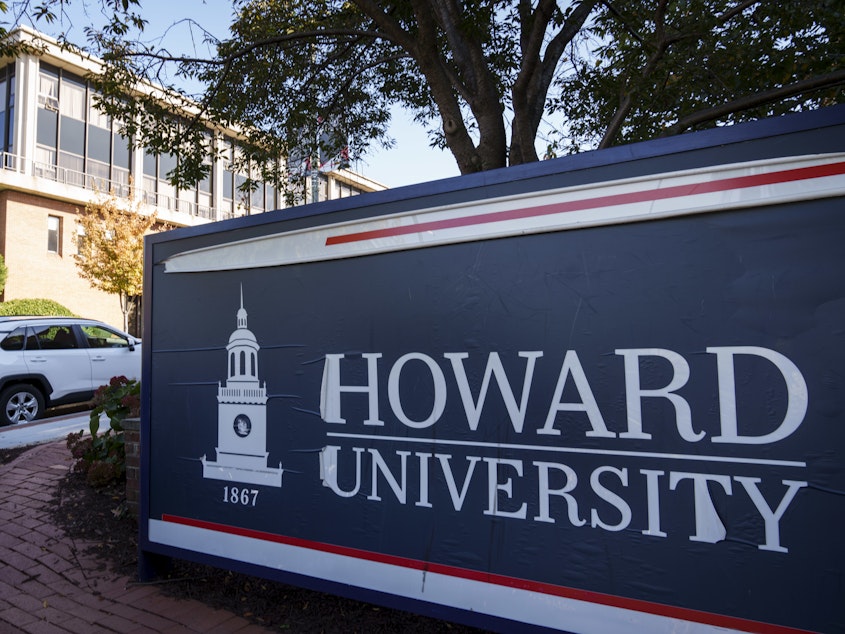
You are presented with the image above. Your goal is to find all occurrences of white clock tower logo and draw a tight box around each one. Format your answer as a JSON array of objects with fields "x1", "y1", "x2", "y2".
[{"x1": 201, "y1": 288, "x2": 283, "y2": 487}]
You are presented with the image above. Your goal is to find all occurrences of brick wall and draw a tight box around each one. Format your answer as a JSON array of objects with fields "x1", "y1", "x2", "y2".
[
  {"x1": 123, "y1": 417, "x2": 141, "y2": 519},
  {"x1": 0, "y1": 190, "x2": 126, "y2": 328}
]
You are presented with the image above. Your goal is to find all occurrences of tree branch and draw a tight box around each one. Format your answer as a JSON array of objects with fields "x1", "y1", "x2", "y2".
[
  {"x1": 660, "y1": 70, "x2": 845, "y2": 137},
  {"x1": 351, "y1": 0, "x2": 419, "y2": 51},
  {"x1": 600, "y1": 0, "x2": 646, "y2": 46},
  {"x1": 718, "y1": 0, "x2": 761, "y2": 24},
  {"x1": 599, "y1": 0, "x2": 671, "y2": 148},
  {"x1": 116, "y1": 27, "x2": 390, "y2": 66}
]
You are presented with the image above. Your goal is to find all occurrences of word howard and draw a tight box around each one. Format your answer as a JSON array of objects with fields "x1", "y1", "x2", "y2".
[{"x1": 318, "y1": 346, "x2": 809, "y2": 552}]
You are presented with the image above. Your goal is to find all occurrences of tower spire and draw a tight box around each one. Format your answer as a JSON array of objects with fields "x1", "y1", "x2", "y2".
[{"x1": 237, "y1": 285, "x2": 248, "y2": 329}]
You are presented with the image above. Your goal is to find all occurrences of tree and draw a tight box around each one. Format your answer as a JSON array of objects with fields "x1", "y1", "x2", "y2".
[
  {"x1": 0, "y1": 254, "x2": 7, "y2": 296},
  {"x1": 4, "y1": 1, "x2": 843, "y2": 186},
  {"x1": 556, "y1": 0, "x2": 845, "y2": 152},
  {"x1": 75, "y1": 193, "x2": 158, "y2": 332}
]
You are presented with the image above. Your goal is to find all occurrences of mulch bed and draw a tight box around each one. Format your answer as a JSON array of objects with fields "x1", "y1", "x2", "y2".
[{"x1": 1, "y1": 445, "x2": 484, "y2": 633}]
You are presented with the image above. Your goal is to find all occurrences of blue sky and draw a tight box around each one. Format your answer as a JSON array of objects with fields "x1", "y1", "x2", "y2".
[{"x1": 37, "y1": 0, "x2": 461, "y2": 189}]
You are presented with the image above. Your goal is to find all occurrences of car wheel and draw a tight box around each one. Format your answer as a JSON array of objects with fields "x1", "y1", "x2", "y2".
[{"x1": 0, "y1": 385, "x2": 45, "y2": 426}]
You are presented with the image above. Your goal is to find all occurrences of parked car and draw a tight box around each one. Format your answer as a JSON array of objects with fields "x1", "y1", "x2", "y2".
[{"x1": 0, "y1": 316, "x2": 141, "y2": 425}]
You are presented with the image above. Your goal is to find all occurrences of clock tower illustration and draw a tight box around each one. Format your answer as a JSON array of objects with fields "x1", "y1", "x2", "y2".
[{"x1": 201, "y1": 288, "x2": 283, "y2": 487}]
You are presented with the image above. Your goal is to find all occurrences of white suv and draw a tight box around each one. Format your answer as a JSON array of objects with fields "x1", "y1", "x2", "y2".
[{"x1": 0, "y1": 316, "x2": 141, "y2": 425}]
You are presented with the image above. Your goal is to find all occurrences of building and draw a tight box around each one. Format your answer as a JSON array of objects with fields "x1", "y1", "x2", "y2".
[{"x1": 0, "y1": 26, "x2": 385, "y2": 331}]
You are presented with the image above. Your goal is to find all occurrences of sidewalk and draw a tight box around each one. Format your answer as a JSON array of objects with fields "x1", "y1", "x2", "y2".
[{"x1": 0, "y1": 440, "x2": 273, "y2": 633}]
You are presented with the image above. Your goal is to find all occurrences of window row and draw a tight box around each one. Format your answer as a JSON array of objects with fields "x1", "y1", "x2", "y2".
[
  {"x1": 1, "y1": 61, "x2": 371, "y2": 219},
  {"x1": 33, "y1": 64, "x2": 292, "y2": 217}
]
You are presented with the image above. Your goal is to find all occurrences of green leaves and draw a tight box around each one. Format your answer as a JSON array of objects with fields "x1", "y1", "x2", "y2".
[
  {"x1": 67, "y1": 375, "x2": 139, "y2": 488},
  {"x1": 556, "y1": 0, "x2": 845, "y2": 149},
  {"x1": 8, "y1": 0, "x2": 842, "y2": 181}
]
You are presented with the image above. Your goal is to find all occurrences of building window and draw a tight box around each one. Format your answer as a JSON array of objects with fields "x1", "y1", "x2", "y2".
[
  {"x1": 111, "y1": 120, "x2": 131, "y2": 196},
  {"x1": 196, "y1": 154, "x2": 213, "y2": 219},
  {"x1": 76, "y1": 223, "x2": 85, "y2": 255},
  {"x1": 220, "y1": 139, "x2": 279, "y2": 216},
  {"x1": 47, "y1": 215, "x2": 61, "y2": 253},
  {"x1": 36, "y1": 65, "x2": 59, "y2": 181},
  {"x1": 176, "y1": 131, "x2": 215, "y2": 219},
  {"x1": 319, "y1": 174, "x2": 329, "y2": 202},
  {"x1": 250, "y1": 179, "x2": 266, "y2": 213},
  {"x1": 143, "y1": 128, "x2": 213, "y2": 217},
  {"x1": 38, "y1": 68, "x2": 58, "y2": 110},
  {"x1": 333, "y1": 178, "x2": 366, "y2": 199},
  {"x1": 221, "y1": 143, "x2": 234, "y2": 215},
  {"x1": 266, "y1": 181, "x2": 277, "y2": 211},
  {"x1": 221, "y1": 141, "x2": 249, "y2": 217},
  {"x1": 0, "y1": 64, "x2": 15, "y2": 163},
  {"x1": 35, "y1": 64, "x2": 132, "y2": 193},
  {"x1": 158, "y1": 151, "x2": 177, "y2": 208},
  {"x1": 57, "y1": 74, "x2": 86, "y2": 187},
  {"x1": 248, "y1": 160, "x2": 280, "y2": 212},
  {"x1": 141, "y1": 149, "x2": 176, "y2": 210}
]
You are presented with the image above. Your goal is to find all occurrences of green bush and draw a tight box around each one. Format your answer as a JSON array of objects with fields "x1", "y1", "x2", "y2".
[
  {"x1": 67, "y1": 376, "x2": 140, "y2": 487},
  {"x1": 0, "y1": 255, "x2": 7, "y2": 296},
  {"x1": 0, "y1": 298, "x2": 78, "y2": 316}
]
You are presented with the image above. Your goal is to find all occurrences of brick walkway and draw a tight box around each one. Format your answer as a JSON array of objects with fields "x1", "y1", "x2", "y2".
[{"x1": 0, "y1": 440, "x2": 272, "y2": 633}]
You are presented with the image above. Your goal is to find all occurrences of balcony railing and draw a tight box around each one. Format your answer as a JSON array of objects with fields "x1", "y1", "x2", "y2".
[
  {"x1": 3, "y1": 154, "x2": 226, "y2": 223},
  {"x1": 139, "y1": 190, "x2": 220, "y2": 221},
  {"x1": 32, "y1": 160, "x2": 134, "y2": 198},
  {"x1": 1, "y1": 152, "x2": 22, "y2": 172},
  {"x1": 2, "y1": 153, "x2": 291, "y2": 223}
]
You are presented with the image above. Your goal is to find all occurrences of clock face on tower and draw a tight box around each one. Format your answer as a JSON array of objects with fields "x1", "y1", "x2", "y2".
[{"x1": 233, "y1": 414, "x2": 252, "y2": 438}]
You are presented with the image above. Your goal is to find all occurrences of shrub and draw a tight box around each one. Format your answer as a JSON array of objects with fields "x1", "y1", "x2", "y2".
[
  {"x1": 0, "y1": 298, "x2": 78, "y2": 316},
  {"x1": 67, "y1": 376, "x2": 140, "y2": 487},
  {"x1": 66, "y1": 431, "x2": 124, "y2": 487},
  {"x1": 0, "y1": 255, "x2": 7, "y2": 296},
  {"x1": 90, "y1": 375, "x2": 141, "y2": 431}
]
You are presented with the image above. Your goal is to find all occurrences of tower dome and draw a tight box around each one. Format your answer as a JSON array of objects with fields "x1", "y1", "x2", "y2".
[{"x1": 226, "y1": 287, "x2": 260, "y2": 380}]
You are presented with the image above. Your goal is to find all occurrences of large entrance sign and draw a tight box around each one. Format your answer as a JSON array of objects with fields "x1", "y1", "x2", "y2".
[{"x1": 140, "y1": 107, "x2": 845, "y2": 633}]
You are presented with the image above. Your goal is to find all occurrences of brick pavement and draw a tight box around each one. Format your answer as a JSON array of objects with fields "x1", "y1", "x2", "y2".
[{"x1": 0, "y1": 440, "x2": 273, "y2": 633}]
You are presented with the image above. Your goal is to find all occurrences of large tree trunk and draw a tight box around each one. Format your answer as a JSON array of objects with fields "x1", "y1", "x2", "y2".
[
  {"x1": 510, "y1": 0, "x2": 600, "y2": 166},
  {"x1": 414, "y1": 0, "x2": 508, "y2": 174}
]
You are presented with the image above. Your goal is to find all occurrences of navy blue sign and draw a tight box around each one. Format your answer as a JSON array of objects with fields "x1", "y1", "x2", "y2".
[{"x1": 141, "y1": 108, "x2": 845, "y2": 633}]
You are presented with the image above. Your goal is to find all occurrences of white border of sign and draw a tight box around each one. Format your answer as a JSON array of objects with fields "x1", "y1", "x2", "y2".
[
  {"x1": 149, "y1": 516, "x2": 804, "y2": 634},
  {"x1": 163, "y1": 154, "x2": 845, "y2": 274}
]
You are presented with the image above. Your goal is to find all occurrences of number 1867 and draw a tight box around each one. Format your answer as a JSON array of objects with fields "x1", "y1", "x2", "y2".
[{"x1": 223, "y1": 486, "x2": 259, "y2": 506}]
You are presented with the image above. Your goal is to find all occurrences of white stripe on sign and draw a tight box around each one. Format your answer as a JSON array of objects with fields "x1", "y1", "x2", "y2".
[
  {"x1": 149, "y1": 517, "x2": 785, "y2": 633},
  {"x1": 163, "y1": 153, "x2": 845, "y2": 273}
]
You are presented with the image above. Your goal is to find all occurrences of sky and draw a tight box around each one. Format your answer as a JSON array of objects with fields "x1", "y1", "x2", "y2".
[{"x1": 34, "y1": 0, "x2": 461, "y2": 189}]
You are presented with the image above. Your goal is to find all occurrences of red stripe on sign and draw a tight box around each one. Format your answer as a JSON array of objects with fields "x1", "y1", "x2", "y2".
[
  {"x1": 161, "y1": 513, "x2": 813, "y2": 634},
  {"x1": 325, "y1": 161, "x2": 845, "y2": 247}
]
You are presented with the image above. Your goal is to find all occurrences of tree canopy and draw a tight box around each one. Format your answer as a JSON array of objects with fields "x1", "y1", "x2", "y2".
[{"x1": 3, "y1": 0, "x2": 843, "y2": 189}]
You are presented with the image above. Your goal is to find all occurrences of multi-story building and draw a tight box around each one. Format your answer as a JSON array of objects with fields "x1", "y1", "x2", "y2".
[{"x1": 0, "y1": 26, "x2": 384, "y2": 331}]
